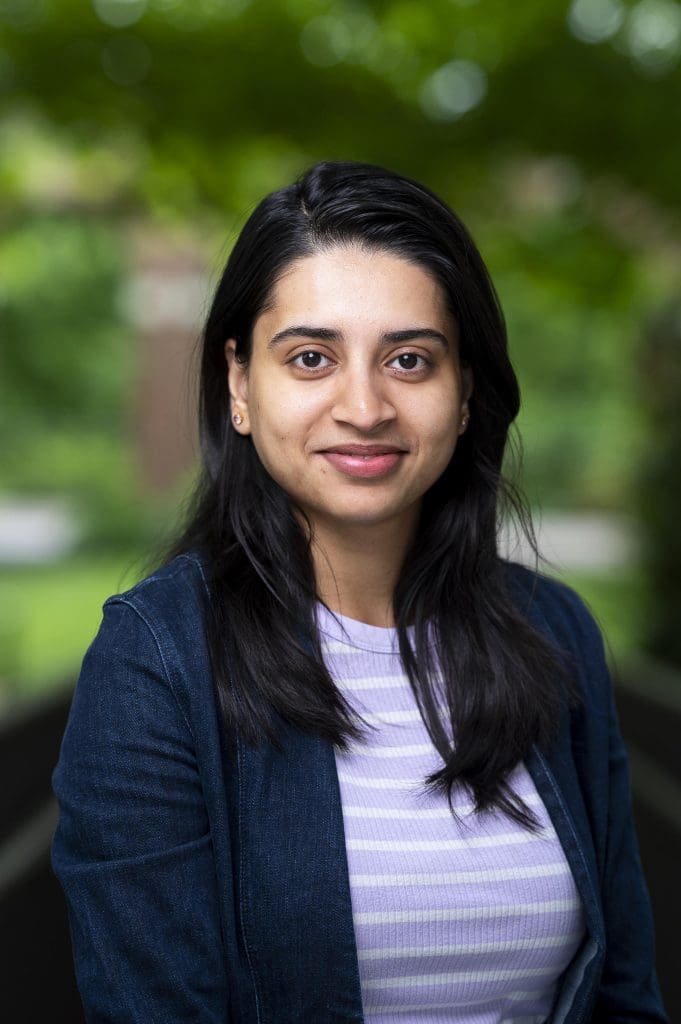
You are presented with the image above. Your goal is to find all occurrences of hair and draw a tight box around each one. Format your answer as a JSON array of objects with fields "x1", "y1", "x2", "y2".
[{"x1": 165, "y1": 160, "x2": 577, "y2": 828}]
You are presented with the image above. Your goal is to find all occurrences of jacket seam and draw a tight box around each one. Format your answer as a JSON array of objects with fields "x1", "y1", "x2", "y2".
[
  {"x1": 236, "y1": 735, "x2": 263, "y2": 1024},
  {"x1": 184, "y1": 551, "x2": 211, "y2": 597},
  {"x1": 533, "y1": 746, "x2": 603, "y2": 926},
  {"x1": 106, "y1": 596, "x2": 195, "y2": 742},
  {"x1": 532, "y1": 745, "x2": 602, "y2": 1024}
]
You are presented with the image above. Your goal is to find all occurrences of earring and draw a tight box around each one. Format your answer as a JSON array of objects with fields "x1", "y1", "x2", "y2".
[
  {"x1": 232, "y1": 412, "x2": 243, "y2": 426},
  {"x1": 460, "y1": 414, "x2": 469, "y2": 432}
]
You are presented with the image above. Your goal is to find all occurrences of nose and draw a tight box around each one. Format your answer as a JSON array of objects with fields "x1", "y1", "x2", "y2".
[{"x1": 330, "y1": 364, "x2": 397, "y2": 432}]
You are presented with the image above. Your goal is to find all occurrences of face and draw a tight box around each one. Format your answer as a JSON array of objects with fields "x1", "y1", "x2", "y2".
[{"x1": 225, "y1": 245, "x2": 473, "y2": 541}]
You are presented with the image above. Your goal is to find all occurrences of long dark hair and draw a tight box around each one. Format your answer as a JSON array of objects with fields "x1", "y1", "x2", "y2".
[{"x1": 166, "y1": 160, "x2": 576, "y2": 828}]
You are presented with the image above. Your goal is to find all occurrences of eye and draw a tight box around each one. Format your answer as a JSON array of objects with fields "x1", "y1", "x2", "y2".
[
  {"x1": 388, "y1": 352, "x2": 430, "y2": 372},
  {"x1": 290, "y1": 350, "x2": 333, "y2": 371}
]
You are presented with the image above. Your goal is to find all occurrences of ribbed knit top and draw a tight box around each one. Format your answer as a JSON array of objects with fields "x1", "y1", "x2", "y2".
[{"x1": 315, "y1": 601, "x2": 586, "y2": 1024}]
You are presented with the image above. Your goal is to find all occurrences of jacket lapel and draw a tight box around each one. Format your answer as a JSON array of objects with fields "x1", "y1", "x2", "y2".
[
  {"x1": 234, "y1": 722, "x2": 364, "y2": 1023},
  {"x1": 517, "y1": 588, "x2": 605, "y2": 954},
  {"x1": 519, "y1": 585, "x2": 606, "y2": 1023}
]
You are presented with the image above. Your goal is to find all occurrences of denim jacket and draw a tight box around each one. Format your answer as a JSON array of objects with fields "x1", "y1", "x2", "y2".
[{"x1": 52, "y1": 553, "x2": 668, "y2": 1023}]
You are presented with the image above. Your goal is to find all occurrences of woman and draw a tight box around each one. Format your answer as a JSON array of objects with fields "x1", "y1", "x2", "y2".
[{"x1": 52, "y1": 161, "x2": 667, "y2": 1023}]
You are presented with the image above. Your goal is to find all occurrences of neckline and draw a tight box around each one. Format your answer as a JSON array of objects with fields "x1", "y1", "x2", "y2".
[
  {"x1": 314, "y1": 601, "x2": 437, "y2": 654},
  {"x1": 313, "y1": 598, "x2": 440, "y2": 655}
]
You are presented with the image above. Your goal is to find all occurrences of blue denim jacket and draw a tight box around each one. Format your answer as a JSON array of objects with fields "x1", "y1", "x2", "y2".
[{"x1": 52, "y1": 553, "x2": 667, "y2": 1023}]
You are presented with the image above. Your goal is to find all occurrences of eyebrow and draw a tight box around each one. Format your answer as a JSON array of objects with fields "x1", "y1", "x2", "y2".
[{"x1": 267, "y1": 325, "x2": 450, "y2": 350}]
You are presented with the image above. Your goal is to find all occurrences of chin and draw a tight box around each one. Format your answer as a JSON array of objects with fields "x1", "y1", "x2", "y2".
[{"x1": 328, "y1": 505, "x2": 413, "y2": 530}]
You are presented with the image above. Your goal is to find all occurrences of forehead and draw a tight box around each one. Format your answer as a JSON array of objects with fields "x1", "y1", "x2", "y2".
[{"x1": 256, "y1": 245, "x2": 452, "y2": 334}]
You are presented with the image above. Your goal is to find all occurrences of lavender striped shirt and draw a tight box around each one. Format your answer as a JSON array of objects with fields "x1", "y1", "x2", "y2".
[{"x1": 316, "y1": 602, "x2": 586, "y2": 1024}]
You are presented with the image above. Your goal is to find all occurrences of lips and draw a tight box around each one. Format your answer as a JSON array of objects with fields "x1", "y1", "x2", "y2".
[
  {"x1": 320, "y1": 444, "x2": 406, "y2": 456},
  {"x1": 319, "y1": 444, "x2": 407, "y2": 479}
]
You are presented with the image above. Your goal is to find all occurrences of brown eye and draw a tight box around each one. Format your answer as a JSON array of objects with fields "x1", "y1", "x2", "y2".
[
  {"x1": 399, "y1": 353, "x2": 418, "y2": 369},
  {"x1": 290, "y1": 350, "x2": 333, "y2": 371},
  {"x1": 388, "y1": 352, "x2": 429, "y2": 371}
]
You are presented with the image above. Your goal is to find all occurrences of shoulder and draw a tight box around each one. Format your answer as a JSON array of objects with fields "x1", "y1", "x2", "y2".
[
  {"x1": 501, "y1": 559, "x2": 604, "y2": 649},
  {"x1": 54, "y1": 555, "x2": 220, "y2": 867},
  {"x1": 86, "y1": 551, "x2": 213, "y2": 699},
  {"x1": 103, "y1": 551, "x2": 211, "y2": 635},
  {"x1": 501, "y1": 560, "x2": 610, "y2": 706}
]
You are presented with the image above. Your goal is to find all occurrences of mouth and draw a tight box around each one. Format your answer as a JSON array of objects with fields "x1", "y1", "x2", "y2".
[
  {"x1": 320, "y1": 444, "x2": 407, "y2": 456},
  {"x1": 318, "y1": 445, "x2": 407, "y2": 479}
]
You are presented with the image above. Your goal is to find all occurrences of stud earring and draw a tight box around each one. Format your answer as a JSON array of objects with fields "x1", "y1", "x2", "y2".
[
  {"x1": 232, "y1": 412, "x2": 243, "y2": 426},
  {"x1": 460, "y1": 414, "x2": 469, "y2": 432}
]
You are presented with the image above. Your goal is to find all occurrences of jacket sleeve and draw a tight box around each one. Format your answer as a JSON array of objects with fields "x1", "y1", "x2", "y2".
[
  {"x1": 544, "y1": 577, "x2": 668, "y2": 1023},
  {"x1": 51, "y1": 598, "x2": 229, "y2": 1024}
]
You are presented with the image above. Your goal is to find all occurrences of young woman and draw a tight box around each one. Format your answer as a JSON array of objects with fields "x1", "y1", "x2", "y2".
[{"x1": 52, "y1": 161, "x2": 667, "y2": 1023}]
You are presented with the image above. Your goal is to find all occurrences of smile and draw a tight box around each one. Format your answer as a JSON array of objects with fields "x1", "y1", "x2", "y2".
[{"x1": 320, "y1": 451, "x2": 405, "y2": 479}]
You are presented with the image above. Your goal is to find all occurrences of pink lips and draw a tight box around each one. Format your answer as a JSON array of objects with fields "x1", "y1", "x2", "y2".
[{"x1": 320, "y1": 445, "x2": 406, "y2": 479}]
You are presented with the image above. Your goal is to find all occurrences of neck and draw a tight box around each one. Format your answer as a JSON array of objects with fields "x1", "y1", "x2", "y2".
[{"x1": 306, "y1": 509, "x2": 419, "y2": 628}]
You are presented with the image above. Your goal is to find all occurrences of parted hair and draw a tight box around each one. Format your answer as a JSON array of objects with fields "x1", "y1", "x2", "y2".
[{"x1": 165, "y1": 160, "x2": 576, "y2": 828}]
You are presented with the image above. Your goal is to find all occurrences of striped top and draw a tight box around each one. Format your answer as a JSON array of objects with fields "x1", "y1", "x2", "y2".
[{"x1": 316, "y1": 601, "x2": 586, "y2": 1024}]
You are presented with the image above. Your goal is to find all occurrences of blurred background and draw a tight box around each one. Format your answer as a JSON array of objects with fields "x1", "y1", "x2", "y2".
[{"x1": 1, "y1": 0, "x2": 679, "y2": 1019}]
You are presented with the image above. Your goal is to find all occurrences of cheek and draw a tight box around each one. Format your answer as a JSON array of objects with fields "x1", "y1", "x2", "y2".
[
  {"x1": 416, "y1": 398, "x2": 460, "y2": 444},
  {"x1": 247, "y1": 397, "x2": 304, "y2": 475},
  {"x1": 259, "y1": 390, "x2": 325, "y2": 448},
  {"x1": 421, "y1": 414, "x2": 462, "y2": 479}
]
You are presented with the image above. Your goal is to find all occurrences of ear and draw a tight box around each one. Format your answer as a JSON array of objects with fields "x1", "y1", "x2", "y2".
[
  {"x1": 460, "y1": 362, "x2": 474, "y2": 409},
  {"x1": 458, "y1": 362, "x2": 474, "y2": 435},
  {"x1": 224, "y1": 339, "x2": 251, "y2": 435}
]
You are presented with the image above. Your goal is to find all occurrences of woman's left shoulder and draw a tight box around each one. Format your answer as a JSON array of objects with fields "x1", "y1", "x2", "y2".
[
  {"x1": 502, "y1": 559, "x2": 601, "y2": 637},
  {"x1": 501, "y1": 559, "x2": 611, "y2": 706}
]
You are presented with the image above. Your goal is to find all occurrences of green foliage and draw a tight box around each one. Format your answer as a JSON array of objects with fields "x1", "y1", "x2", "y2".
[
  {"x1": 0, "y1": 552, "x2": 144, "y2": 698},
  {"x1": 0, "y1": 0, "x2": 680, "y2": 691},
  {"x1": 0, "y1": 213, "x2": 145, "y2": 543},
  {"x1": 482, "y1": 204, "x2": 648, "y2": 507},
  {"x1": 0, "y1": 214, "x2": 128, "y2": 425},
  {"x1": 1, "y1": 0, "x2": 680, "y2": 214},
  {"x1": 554, "y1": 566, "x2": 652, "y2": 663}
]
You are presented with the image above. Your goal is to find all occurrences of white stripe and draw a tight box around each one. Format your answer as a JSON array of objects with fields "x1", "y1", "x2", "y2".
[
  {"x1": 349, "y1": 742, "x2": 436, "y2": 759},
  {"x1": 359, "y1": 708, "x2": 434, "y2": 724},
  {"x1": 346, "y1": 830, "x2": 547, "y2": 852},
  {"x1": 363, "y1": 990, "x2": 550, "y2": 1014},
  {"x1": 354, "y1": 897, "x2": 580, "y2": 925},
  {"x1": 320, "y1": 639, "x2": 360, "y2": 653},
  {"x1": 364, "y1": 966, "x2": 556, "y2": 990},
  {"x1": 350, "y1": 862, "x2": 567, "y2": 887},
  {"x1": 335, "y1": 674, "x2": 419, "y2": 690},
  {"x1": 342, "y1": 804, "x2": 454, "y2": 820},
  {"x1": 336, "y1": 773, "x2": 421, "y2": 790},
  {"x1": 357, "y1": 933, "x2": 581, "y2": 961},
  {"x1": 506, "y1": 991, "x2": 549, "y2": 1003},
  {"x1": 336, "y1": 773, "x2": 545, "y2": 807},
  {"x1": 340, "y1": 792, "x2": 545, "y2": 818}
]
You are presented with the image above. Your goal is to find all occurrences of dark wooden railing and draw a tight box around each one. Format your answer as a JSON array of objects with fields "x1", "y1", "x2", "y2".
[
  {"x1": 0, "y1": 686, "x2": 84, "y2": 1022},
  {"x1": 614, "y1": 657, "x2": 681, "y2": 1021}
]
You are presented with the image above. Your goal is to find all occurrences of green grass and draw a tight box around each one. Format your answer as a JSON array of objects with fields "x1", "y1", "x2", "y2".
[{"x1": 0, "y1": 551, "x2": 146, "y2": 702}]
